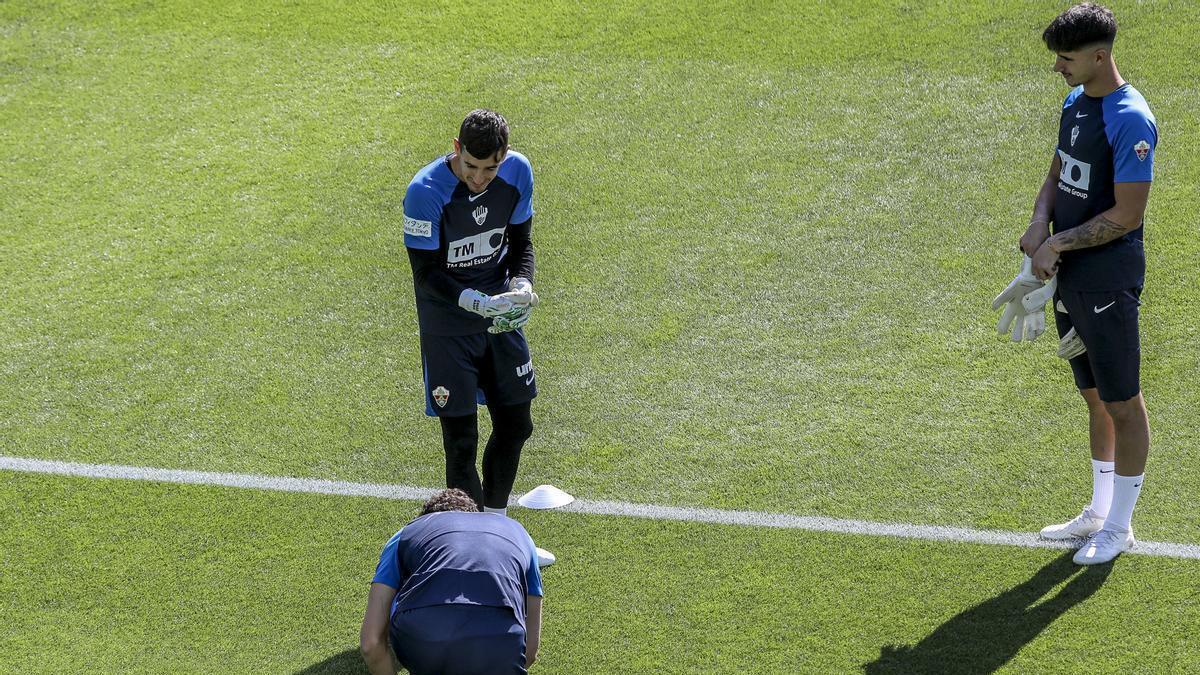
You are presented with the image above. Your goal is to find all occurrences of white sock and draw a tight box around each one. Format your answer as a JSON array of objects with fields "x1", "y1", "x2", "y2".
[
  {"x1": 1102, "y1": 473, "x2": 1144, "y2": 532},
  {"x1": 483, "y1": 506, "x2": 508, "y2": 517},
  {"x1": 1088, "y1": 459, "x2": 1115, "y2": 517}
]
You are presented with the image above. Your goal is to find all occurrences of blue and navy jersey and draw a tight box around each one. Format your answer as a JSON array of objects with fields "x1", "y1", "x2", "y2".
[
  {"x1": 403, "y1": 152, "x2": 535, "y2": 335},
  {"x1": 372, "y1": 512, "x2": 543, "y2": 627},
  {"x1": 1053, "y1": 84, "x2": 1156, "y2": 291}
]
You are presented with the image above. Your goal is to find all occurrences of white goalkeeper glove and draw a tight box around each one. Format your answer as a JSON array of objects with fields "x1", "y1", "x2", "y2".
[
  {"x1": 1037, "y1": 290, "x2": 1087, "y2": 359},
  {"x1": 1021, "y1": 276, "x2": 1057, "y2": 315},
  {"x1": 488, "y1": 278, "x2": 539, "y2": 334},
  {"x1": 458, "y1": 286, "x2": 532, "y2": 318},
  {"x1": 1009, "y1": 275, "x2": 1057, "y2": 342},
  {"x1": 1057, "y1": 327, "x2": 1086, "y2": 359},
  {"x1": 992, "y1": 256, "x2": 1047, "y2": 341}
]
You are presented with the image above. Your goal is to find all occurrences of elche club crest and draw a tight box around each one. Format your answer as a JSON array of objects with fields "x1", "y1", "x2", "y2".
[
  {"x1": 1070, "y1": 125, "x2": 1080, "y2": 147},
  {"x1": 432, "y1": 386, "x2": 450, "y2": 408},
  {"x1": 472, "y1": 205, "x2": 488, "y2": 226},
  {"x1": 1133, "y1": 140, "x2": 1150, "y2": 161}
]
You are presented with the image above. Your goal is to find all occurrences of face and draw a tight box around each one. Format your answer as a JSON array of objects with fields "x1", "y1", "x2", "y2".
[
  {"x1": 1052, "y1": 47, "x2": 1105, "y2": 87},
  {"x1": 452, "y1": 140, "x2": 506, "y2": 193}
]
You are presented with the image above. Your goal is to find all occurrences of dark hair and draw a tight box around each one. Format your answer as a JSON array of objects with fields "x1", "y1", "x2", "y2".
[
  {"x1": 458, "y1": 109, "x2": 509, "y2": 161},
  {"x1": 420, "y1": 488, "x2": 480, "y2": 516},
  {"x1": 1043, "y1": 3, "x2": 1117, "y2": 52}
]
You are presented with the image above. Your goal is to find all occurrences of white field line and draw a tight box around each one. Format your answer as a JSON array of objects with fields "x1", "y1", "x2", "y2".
[{"x1": 3, "y1": 455, "x2": 1198, "y2": 560}]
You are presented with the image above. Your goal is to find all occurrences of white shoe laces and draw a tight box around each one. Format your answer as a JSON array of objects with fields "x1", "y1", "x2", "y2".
[
  {"x1": 1088, "y1": 528, "x2": 1124, "y2": 549},
  {"x1": 1071, "y1": 509, "x2": 1097, "y2": 525}
]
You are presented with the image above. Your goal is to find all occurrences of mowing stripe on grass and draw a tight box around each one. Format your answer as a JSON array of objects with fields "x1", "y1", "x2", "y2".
[{"x1": 3, "y1": 455, "x2": 1198, "y2": 560}]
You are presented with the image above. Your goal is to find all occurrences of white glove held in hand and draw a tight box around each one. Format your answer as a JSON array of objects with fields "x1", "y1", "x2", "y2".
[
  {"x1": 1021, "y1": 276, "x2": 1057, "y2": 314},
  {"x1": 458, "y1": 288, "x2": 528, "y2": 318},
  {"x1": 487, "y1": 278, "x2": 538, "y2": 334},
  {"x1": 992, "y1": 256, "x2": 1046, "y2": 341}
]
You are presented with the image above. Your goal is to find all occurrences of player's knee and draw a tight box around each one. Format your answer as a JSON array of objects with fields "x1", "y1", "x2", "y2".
[
  {"x1": 491, "y1": 404, "x2": 533, "y2": 442},
  {"x1": 1102, "y1": 394, "x2": 1145, "y2": 425},
  {"x1": 501, "y1": 414, "x2": 533, "y2": 443},
  {"x1": 441, "y1": 416, "x2": 479, "y2": 460},
  {"x1": 1078, "y1": 388, "x2": 1108, "y2": 413}
]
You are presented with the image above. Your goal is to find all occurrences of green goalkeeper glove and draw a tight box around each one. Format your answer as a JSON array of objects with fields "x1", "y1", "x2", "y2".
[
  {"x1": 458, "y1": 282, "x2": 536, "y2": 319},
  {"x1": 487, "y1": 278, "x2": 538, "y2": 334}
]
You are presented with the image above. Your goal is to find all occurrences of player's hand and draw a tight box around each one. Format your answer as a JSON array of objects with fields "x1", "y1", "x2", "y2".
[
  {"x1": 504, "y1": 277, "x2": 539, "y2": 307},
  {"x1": 487, "y1": 278, "x2": 539, "y2": 333},
  {"x1": 488, "y1": 305, "x2": 532, "y2": 334},
  {"x1": 1031, "y1": 240, "x2": 1060, "y2": 280},
  {"x1": 1057, "y1": 327, "x2": 1086, "y2": 359},
  {"x1": 992, "y1": 256, "x2": 1043, "y2": 341},
  {"x1": 1019, "y1": 220, "x2": 1051, "y2": 257},
  {"x1": 458, "y1": 289, "x2": 523, "y2": 318}
]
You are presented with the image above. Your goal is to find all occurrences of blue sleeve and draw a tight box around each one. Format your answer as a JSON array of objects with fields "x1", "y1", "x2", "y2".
[
  {"x1": 1104, "y1": 99, "x2": 1157, "y2": 183},
  {"x1": 371, "y1": 529, "x2": 405, "y2": 588},
  {"x1": 1062, "y1": 86, "x2": 1084, "y2": 111},
  {"x1": 403, "y1": 181, "x2": 443, "y2": 251},
  {"x1": 521, "y1": 527, "x2": 544, "y2": 597},
  {"x1": 506, "y1": 153, "x2": 534, "y2": 224}
]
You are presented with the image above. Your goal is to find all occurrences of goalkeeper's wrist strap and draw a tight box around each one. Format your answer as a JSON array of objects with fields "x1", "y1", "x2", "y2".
[{"x1": 458, "y1": 289, "x2": 488, "y2": 313}]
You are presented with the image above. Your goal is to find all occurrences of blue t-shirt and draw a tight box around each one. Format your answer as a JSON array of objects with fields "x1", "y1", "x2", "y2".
[
  {"x1": 1052, "y1": 83, "x2": 1156, "y2": 291},
  {"x1": 403, "y1": 152, "x2": 535, "y2": 336},
  {"x1": 372, "y1": 512, "x2": 543, "y2": 627}
]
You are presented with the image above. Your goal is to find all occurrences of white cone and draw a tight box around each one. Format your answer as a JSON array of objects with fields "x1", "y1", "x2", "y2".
[
  {"x1": 535, "y1": 547, "x2": 556, "y2": 568},
  {"x1": 518, "y1": 484, "x2": 575, "y2": 509}
]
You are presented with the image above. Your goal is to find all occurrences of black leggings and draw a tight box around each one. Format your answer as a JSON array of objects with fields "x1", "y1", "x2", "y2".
[{"x1": 439, "y1": 402, "x2": 533, "y2": 509}]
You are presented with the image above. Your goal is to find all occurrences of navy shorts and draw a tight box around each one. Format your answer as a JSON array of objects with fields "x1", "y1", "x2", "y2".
[
  {"x1": 390, "y1": 604, "x2": 527, "y2": 675},
  {"x1": 420, "y1": 330, "x2": 537, "y2": 417},
  {"x1": 1054, "y1": 286, "x2": 1142, "y2": 403}
]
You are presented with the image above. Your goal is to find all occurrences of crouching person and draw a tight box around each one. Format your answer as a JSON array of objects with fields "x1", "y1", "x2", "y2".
[{"x1": 360, "y1": 488, "x2": 544, "y2": 674}]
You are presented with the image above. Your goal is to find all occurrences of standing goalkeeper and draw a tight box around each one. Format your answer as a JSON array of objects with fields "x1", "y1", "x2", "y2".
[
  {"x1": 402, "y1": 109, "x2": 539, "y2": 517},
  {"x1": 1015, "y1": 4, "x2": 1157, "y2": 565}
]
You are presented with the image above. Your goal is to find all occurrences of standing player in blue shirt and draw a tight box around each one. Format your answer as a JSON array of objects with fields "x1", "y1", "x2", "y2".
[
  {"x1": 1017, "y1": 4, "x2": 1157, "y2": 565},
  {"x1": 402, "y1": 109, "x2": 540, "y2": 524},
  {"x1": 359, "y1": 489, "x2": 544, "y2": 674}
]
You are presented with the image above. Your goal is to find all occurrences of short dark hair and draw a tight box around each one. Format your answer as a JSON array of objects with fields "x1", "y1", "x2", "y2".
[
  {"x1": 1043, "y1": 3, "x2": 1117, "y2": 52},
  {"x1": 419, "y1": 488, "x2": 480, "y2": 516},
  {"x1": 458, "y1": 109, "x2": 509, "y2": 161}
]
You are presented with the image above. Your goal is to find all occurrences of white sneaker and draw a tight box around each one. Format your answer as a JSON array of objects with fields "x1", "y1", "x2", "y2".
[
  {"x1": 1073, "y1": 527, "x2": 1135, "y2": 565},
  {"x1": 535, "y1": 546, "x2": 556, "y2": 568},
  {"x1": 1039, "y1": 508, "x2": 1105, "y2": 540}
]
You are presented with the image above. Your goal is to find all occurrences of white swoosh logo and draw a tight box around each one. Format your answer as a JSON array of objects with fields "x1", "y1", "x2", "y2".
[
  {"x1": 1076, "y1": 111, "x2": 1088, "y2": 118},
  {"x1": 1094, "y1": 301, "x2": 1116, "y2": 314},
  {"x1": 468, "y1": 190, "x2": 488, "y2": 202},
  {"x1": 525, "y1": 376, "x2": 535, "y2": 385}
]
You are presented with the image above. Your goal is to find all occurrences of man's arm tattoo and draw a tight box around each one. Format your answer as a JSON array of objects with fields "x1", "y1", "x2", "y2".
[{"x1": 1051, "y1": 214, "x2": 1132, "y2": 252}]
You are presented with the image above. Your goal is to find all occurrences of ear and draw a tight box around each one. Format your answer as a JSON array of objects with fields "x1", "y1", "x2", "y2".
[{"x1": 452, "y1": 138, "x2": 462, "y2": 154}]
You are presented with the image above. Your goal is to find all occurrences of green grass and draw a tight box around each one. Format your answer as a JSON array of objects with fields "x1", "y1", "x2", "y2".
[
  {"x1": 2, "y1": 0, "x2": 1199, "y2": 671},
  {"x1": 4, "y1": 474, "x2": 1199, "y2": 673}
]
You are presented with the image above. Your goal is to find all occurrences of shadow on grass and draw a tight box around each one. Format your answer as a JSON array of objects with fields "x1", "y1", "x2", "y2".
[
  {"x1": 863, "y1": 550, "x2": 1113, "y2": 674},
  {"x1": 295, "y1": 648, "x2": 368, "y2": 675}
]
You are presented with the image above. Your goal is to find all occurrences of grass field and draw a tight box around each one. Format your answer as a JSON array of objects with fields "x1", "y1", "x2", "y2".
[{"x1": 2, "y1": 1, "x2": 1199, "y2": 672}]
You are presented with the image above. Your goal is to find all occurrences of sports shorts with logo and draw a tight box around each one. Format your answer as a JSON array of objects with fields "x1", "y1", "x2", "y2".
[
  {"x1": 1054, "y1": 286, "x2": 1142, "y2": 403},
  {"x1": 420, "y1": 330, "x2": 537, "y2": 417}
]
